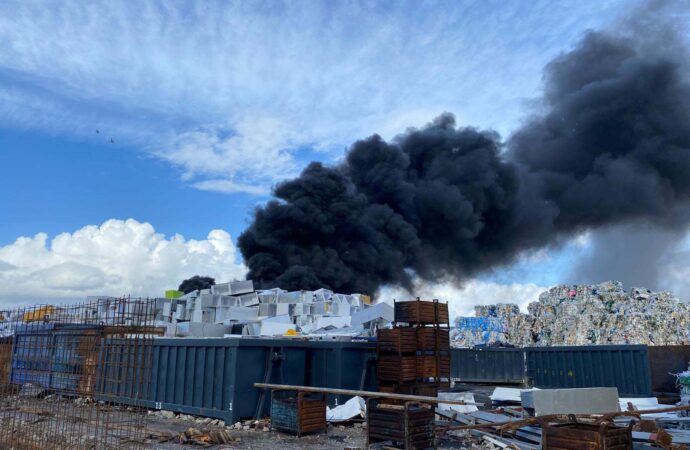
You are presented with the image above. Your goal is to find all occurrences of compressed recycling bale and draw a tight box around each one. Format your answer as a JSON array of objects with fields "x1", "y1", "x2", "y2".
[{"x1": 451, "y1": 281, "x2": 690, "y2": 348}]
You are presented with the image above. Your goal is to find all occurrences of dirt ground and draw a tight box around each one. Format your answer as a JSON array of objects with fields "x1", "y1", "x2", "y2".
[
  {"x1": 146, "y1": 415, "x2": 485, "y2": 450},
  {"x1": 0, "y1": 384, "x2": 500, "y2": 449}
]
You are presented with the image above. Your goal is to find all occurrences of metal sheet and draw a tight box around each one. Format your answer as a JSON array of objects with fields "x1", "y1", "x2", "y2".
[
  {"x1": 526, "y1": 345, "x2": 652, "y2": 397},
  {"x1": 646, "y1": 345, "x2": 690, "y2": 395},
  {"x1": 451, "y1": 348, "x2": 525, "y2": 384}
]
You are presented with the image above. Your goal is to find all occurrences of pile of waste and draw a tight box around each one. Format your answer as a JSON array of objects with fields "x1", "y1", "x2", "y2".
[
  {"x1": 452, "y1": 281, "x2": 690, "y2": 347},
  {"x1": 154, "y1": 279, "x2": 394, "y2": 338},
  {"x1": 436, "y1": 386, "x2": 690, "y2": 450}
]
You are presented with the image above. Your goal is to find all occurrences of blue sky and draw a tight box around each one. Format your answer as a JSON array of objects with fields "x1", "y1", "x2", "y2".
[{"x1": 6, "y1": 0, "x2": 685, "y2": 312}]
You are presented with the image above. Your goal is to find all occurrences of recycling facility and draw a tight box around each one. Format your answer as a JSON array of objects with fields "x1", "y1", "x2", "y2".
[{"x1": 2, "y1": 280, "x2": 690, "y2": 449}]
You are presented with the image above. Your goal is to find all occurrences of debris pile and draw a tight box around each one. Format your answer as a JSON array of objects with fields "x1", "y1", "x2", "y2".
[
  {"x1": 154, "y1": 279, "x2": 393, "y2": 338},
  {"x1": 437, "y1": 387, "x2": 690, "y2": 450},
  {"x1": 452, "y1": 281, "x2": 690, "y2": 347}
]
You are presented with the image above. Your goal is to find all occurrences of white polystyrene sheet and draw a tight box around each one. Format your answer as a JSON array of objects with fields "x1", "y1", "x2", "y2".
[
  {"x1": 438, "y1": 392, "x2": 478, "y2": 413},
  {"x1": 259, "y1": 315, "x2": 295, "y2": 336},
  {"x1": 327, "y1": 396, "x2": 365, "y2": 422},
  {"x1": 490, "y1": 387, "x2": 539, "y2": 402},
  {"x1": 351, "y1": 302, "x2": 394, "y2": 327}
]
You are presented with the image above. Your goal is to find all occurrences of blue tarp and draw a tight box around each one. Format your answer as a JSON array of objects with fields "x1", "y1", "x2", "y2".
[{"x1": 455, "y1": 316, "x2": 506, "y2": 344}]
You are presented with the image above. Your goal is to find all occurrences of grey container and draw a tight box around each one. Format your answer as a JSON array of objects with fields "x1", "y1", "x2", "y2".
[
  {"x1": 525, "y1": 345, "x2": 652, "y2": 397},
  {"x1": 306, "y1": 340, "x2": 377, "y2": 407},
  {"x1": 100, "y1": 338, "x2": 309, "y2": 424},
  {"x1": 450, "y1": 348, "x2": 525, "y2": 384}
]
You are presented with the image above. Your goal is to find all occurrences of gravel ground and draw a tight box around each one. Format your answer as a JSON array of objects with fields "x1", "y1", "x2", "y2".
[
  {"x1": 0, "y1": 385, "x2": 505, "y2": 449},
  {"x1": 146, "y1": 418, "x2": 489, "y2": 450}
]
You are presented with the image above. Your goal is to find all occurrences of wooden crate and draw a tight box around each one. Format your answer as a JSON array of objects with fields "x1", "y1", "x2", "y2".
[
  {"x1": 378, "y1": 354, "x2": 417, "y2": 382},
  {"x1": 415, "y1": 355, "x2": 450, "y2": 379},
  {"x1": 271, "y1": 390, "x2": 327, "y2": 436},
  {"x1": 543, "y1": 422, "x2": 632, "y2": 450},
  {"x1": 394, "y1": 300, "x2": 449, "y2": 326},
  {"x1": 416, "y1": 328, "x2": 449, "y2": 352},
  {"x1": 367, "y1": 400, "x2": 436, "y2": 450},
  {"x1": 378, "y1": 328, "x2": 418, "y2": 354}
]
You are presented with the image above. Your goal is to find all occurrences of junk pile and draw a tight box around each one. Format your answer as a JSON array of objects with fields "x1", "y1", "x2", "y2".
[
  {"x1": 437, "y1": 386, "x2": 690, "y2": 450},
  {"x1": 452, "y1": 281, "x2": 690, "y2": 347},
  {"x1": 154, "y1": 279, "x2": 394, "y2": 338}
]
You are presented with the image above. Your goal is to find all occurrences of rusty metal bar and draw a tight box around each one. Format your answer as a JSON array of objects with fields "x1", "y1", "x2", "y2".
[{"x1": 253, "y1": 382, "x2": 478, "y2": 405}]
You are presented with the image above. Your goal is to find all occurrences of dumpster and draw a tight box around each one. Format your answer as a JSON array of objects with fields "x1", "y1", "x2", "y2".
[{"x1": 99, "y1": 337, "x2": 310, "y2": 424}]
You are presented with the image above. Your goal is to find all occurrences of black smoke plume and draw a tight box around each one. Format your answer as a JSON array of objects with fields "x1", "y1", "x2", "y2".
[{"x1": 238, "y1": 23, "x2": 690, "y2": 295}]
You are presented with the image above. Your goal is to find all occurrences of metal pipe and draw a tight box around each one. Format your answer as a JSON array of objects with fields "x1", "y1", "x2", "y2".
[{"x1": 253, "y1": 382, "x2": 479, "y2": 405}]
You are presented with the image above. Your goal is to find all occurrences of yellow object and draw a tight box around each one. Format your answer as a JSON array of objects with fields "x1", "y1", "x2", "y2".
[
  {"x1": 23, "y1": 306, "x2": 55, "y2": 322},
  {"x1": 284, "y1": 329, "x2": 299, "y2": 336},
  {"x1": 361, "y1": 295, "x2": 372, "y2": 305},
  {"x1": 165, "y1": 290, "x2": 184, "y2": 299}
]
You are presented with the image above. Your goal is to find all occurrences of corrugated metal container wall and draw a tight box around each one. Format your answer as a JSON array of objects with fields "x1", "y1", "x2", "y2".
[
  {"x1": 525, "y1": 345, "x2": 653, "y2": 397},
  {"x1": 99, "y1": 338, "x2": 311, "y2": 423},
  {"x1": 306, "y1": 341, "x2": 377, "y2": 407},
  {"x1": 450, "y1": 348, "x2": 525, "y2": 384}
]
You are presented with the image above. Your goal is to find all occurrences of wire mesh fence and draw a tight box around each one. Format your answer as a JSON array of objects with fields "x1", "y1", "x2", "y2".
[{"x1": 0, "y1": 298, "x2": 158, "y2": 449}]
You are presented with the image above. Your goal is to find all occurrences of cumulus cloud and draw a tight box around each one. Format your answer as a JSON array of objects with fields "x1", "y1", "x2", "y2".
[
  {"x1": 0, "y1": 0, "x2": 637, "y2": 194},
  {"x1": 0, "y1": 219, "x2": 246, "y2": 305}
]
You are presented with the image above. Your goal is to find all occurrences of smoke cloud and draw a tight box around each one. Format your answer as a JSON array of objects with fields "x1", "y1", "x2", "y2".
[{"x1": 238, "y1": 19, "x2": 690, "y2": 295}]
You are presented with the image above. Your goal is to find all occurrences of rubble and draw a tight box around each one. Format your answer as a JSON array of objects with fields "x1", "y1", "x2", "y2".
[
  {"x1": 173, "y1": 427, "x2": 234, "y2": 446},
  {"x1": 452, "y1": 281, "x2": 690, "y2": 347}
]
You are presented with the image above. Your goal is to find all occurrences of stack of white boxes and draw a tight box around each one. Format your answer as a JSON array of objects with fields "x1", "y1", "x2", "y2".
[{"x1": 153, "y1": 279, "x2": 386, "y2": 338}]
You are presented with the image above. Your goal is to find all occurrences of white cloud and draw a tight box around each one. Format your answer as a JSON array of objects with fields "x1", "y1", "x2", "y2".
[
  {"x1": 160, "y1": 117, "x2": 300, "y2": 194},
  {"x1": 0, "y1": 0, "x2": 636, "y2": 193},
  {"x1": 0, "y1": 219, "x2": 246, "y2": 305},
  {"x1": 379, "y1": 278, "x2": 547, "y2": 320}
]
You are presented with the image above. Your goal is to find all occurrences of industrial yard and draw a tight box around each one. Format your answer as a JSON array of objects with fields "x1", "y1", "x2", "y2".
[
  {"x1": 2, "y1": 284, "x2": 690, "y2": 449},
  {"x1": 3, "y1": 2, "x2": 690, "y2": 449}
]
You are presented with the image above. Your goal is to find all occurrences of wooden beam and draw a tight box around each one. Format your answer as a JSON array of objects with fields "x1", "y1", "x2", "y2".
[{"x1": 253, "y1": 383, "x2": 480, "y2": 406}]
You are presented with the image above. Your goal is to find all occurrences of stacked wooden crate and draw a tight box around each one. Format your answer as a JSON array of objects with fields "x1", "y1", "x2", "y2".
[
  {"x1": 377, "y1": 299, "x2": 450, "y2": 397},
  {"x1": 369, "y1": 299, "x2": 449, "y2": 449}
]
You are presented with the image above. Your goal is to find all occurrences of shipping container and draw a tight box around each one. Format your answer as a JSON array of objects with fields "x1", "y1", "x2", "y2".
[{"x1": 450, "y1": 348, "x2": 525, "y2": 384}]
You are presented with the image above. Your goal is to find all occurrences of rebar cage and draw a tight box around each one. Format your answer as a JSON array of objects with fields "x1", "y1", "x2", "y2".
[{"x1": 0, "y1": 298, "x2": 157, "y2": 449}]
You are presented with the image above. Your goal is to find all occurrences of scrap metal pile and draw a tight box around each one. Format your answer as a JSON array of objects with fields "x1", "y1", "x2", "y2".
[
  {"x1": 155, "y1": 279, "x2": 393, "y2": 338},
  {"x1": 452, "y1": 281, "x2": 690, "y2": 347},
  {"x1": 438, "y1": 388, "x2": 690, "y2": 450}
]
